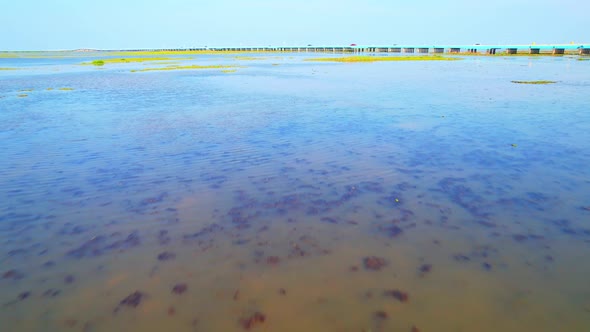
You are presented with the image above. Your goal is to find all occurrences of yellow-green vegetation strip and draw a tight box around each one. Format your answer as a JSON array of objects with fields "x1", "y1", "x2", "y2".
[
  {"x1": 17, "y1": 94, "x2": 28, "y2": 98},
  {"x1": 132, "y1": 65, "x2": 239, "y2": 72},
  {"x1": 59, "y1": 87, "x2": 74, "y2": 91},
  {"x1": 111, "y1": 50, "x2": 274, "y2": 57},
  {"x1": 221, "y1": 69, "x2": 237, "y2": 73},
  {"x1": 0, "y1": 67, "x2": 18, "y2": 70},
  {"x1": 305, "y1": 55, "x2": 461, "y2": 62},
  {"x1": 83, "y1": 57, "x2": 191, "y2": 65},
  {"x1": 234, "y1": 56, "x2": 267, "y2": 60},
  {"x1": 511, "y1": 80, "x2": 557, "y2": 84}
]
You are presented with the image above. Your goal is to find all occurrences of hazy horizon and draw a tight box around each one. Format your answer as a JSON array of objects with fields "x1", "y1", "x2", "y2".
[{"x1": 1, "y1": 0, "x2": 588, "y2": 51}]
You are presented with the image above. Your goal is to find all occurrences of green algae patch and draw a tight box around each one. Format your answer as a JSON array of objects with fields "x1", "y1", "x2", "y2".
[
  {"x1": 305, "y1": 55, "x2": 460, "y2": 62},
  {"x1": 58, "y1": 87, "x2": 74, "y2": 91},
  {"x1": 511, "y1": 80, "x2": 557, "y2": 84},
  {"x1": 91, "y1": 60, "x2": 105, "y2": 66},
  {"x1": 132, "y1": 65, "x2": 240, "y2": 72}
]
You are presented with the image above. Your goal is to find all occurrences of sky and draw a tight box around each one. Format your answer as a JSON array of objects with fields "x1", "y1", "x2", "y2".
[{"x1": 0, "y1": 0, "x2": 587, "y2": 50}]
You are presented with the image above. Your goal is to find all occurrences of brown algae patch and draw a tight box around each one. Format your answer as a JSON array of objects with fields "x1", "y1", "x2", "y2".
[
  {"x1": 131, "y1": 65, "x2": 239, "y2": 72},
  {"x1": 305, "y1": 55, "x2": 460, "y2": 62},
  {"x1": 511, "y1": 80, "x2": 557, "y2": 84}
]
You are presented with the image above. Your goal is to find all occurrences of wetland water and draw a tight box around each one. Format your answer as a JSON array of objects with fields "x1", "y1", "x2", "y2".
[{"x1": 1, "y1": 52, "x2": 590, "y2": 332}]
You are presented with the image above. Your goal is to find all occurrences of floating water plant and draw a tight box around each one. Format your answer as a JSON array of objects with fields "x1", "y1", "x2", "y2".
[
  {"x1": 511, "y1": 80, "x2": 556, "y2": 84},
  {"x1": 305, "y1": 55, "x2": 461, "y2": 62},
  {"x1": 91, "y1": 60, "x2": 105, "y2": 66}
]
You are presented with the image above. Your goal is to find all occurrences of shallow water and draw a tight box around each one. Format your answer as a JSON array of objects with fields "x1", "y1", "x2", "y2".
[{"x1": 1, "y1": 52, "x2": 590, "y2": 332}]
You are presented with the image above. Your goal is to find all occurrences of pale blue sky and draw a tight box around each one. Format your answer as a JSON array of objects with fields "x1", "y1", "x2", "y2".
[{"x1": 1, "y1": 0, "x2": 587, "y2": 50}]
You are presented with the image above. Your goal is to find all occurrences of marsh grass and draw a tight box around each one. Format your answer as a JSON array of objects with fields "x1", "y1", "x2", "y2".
[
  {"x1": 305, "y1": 55, "x2": 461, "y2": 62},
  {"x1": 83, "y1": 57, "x2": 191, "y2": 65},
  {"x1": 131, "y1": 65, "x2": 239, "y2": 72},
  {"x1": 234, "y1": 56, "x2": 267, "y2": 60},
  {"x1": 511, "y1": 80, "x2": 557, "y2": 84}
]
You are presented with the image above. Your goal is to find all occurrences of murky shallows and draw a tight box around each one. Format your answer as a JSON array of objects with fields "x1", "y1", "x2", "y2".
[{"x1": 1, "y1": 54, "x2": 590, "y2": 332}]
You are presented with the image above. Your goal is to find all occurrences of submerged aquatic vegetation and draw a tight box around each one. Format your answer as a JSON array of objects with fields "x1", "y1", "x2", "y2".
[
  {"x1": 17, "y1": 94, "x2": 28, "y2": 98},
  {"x1": 511, "y1": 80, "x2": 557, "y2": 84},
  {"x1": 306, "y1": 55, "x2": 461, "y2": 62},
  {"x1": 132, "y1": 65, "x2": 239, "y2": 72}
]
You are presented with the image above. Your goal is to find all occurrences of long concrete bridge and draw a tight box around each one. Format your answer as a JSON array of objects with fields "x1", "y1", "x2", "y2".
[{"x1": 126, "y1": 44, "x2": 590, "y2": 55}]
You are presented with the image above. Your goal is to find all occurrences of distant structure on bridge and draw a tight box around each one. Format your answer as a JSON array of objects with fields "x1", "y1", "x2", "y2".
[{"x1": 118, "y1": 44, "x2": 590, "y2": 55}]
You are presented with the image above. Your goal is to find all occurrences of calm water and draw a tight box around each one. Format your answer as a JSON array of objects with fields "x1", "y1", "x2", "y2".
[{"x1": 1, "y1": 53, "x2": 590, "y2": 332}]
